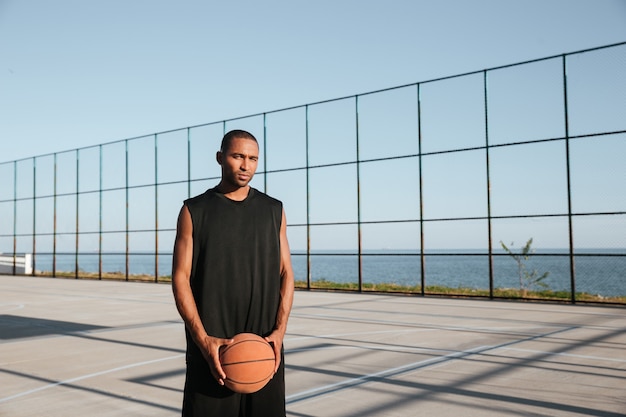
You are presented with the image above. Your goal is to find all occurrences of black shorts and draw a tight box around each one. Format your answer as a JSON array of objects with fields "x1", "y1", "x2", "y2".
[{"x1": 181, "y1": 351, "x2": 285, "y2": 417}]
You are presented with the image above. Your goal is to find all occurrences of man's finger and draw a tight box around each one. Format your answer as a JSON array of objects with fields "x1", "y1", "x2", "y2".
[{"x1": 269, "y1": 340, "x2": 281, "y2": 374}]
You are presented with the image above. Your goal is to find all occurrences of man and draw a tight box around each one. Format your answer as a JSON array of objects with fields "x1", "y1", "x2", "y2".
[{"x1": 171, "y1": 129, "x2": 295, "y2": 416}]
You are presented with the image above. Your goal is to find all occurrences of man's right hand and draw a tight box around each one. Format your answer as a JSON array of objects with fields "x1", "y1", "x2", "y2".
[{"x1": 197, "y1": 334, "x2": 234, "y2": 385}]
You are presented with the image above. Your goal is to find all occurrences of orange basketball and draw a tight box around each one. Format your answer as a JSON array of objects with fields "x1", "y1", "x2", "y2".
[{"x1": 219, "y1": 333, "x2": 276, "y2": 394}]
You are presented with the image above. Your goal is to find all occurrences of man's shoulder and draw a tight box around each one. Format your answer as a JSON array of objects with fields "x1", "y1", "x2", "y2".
[
  {"x1": 185, "y1": 189, "x2": 216, "y2": 207},
  {"x1": 251, "y1": 188, "x2": 282, "y2": 208}
]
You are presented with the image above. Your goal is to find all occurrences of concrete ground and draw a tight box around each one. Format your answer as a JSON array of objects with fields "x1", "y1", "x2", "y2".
[{"x1": 0, "y1": 275, "x2": 624, "y2": 417}]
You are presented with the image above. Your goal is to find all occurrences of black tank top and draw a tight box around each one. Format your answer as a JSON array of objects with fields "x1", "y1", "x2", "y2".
[{"x1": 185, "y1": 187, "x2": 283, "y2": 344}]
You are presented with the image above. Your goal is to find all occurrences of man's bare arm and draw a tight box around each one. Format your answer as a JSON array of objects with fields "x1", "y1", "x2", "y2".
[
  {"x1": 265, "y1": 208, "x2": 295, "y2": 372},
  {"x1": 171, "y1": 205, "x2": 232, "y2": 384}
]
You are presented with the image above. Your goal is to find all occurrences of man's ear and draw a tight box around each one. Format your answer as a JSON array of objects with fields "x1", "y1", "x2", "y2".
[{"x1": 216, "y1": 151, "x2": 222, "y2": 165}]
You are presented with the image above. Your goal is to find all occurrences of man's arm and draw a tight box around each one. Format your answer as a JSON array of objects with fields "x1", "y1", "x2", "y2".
[
  {"x1": 265, "y1": 208, "x2": 296, "y2": 373},
  {"x1": 171, "y1": 204, "x2": 232, "y2": 385}
]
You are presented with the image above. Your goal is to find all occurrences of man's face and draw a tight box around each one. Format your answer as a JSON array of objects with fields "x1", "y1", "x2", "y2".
[{"x1": 218, "y1": 137, "x2": 259, "y2": 188}]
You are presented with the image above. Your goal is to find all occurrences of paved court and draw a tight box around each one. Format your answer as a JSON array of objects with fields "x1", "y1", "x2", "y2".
[{"x1": 0, "y1": 275, "x2": 624, "y2": 416}]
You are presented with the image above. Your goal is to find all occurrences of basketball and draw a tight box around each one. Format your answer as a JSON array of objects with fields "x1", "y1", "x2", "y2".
[{"x1": 219, "y1": 332, "x2": 276, "y2": 394}]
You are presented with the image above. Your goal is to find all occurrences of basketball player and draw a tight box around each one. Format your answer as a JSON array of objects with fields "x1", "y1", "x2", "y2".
[{"x1": 171, "y1": 129, "x2": 295, "y2": 416}]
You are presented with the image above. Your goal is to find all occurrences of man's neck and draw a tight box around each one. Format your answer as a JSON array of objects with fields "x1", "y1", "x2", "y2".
[{"x1": 215, "y1": 183, "x2": 250, "y2": 201}]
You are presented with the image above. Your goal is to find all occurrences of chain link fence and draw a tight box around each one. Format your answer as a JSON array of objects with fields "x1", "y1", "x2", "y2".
[{"x1": 1, "y1": 42, "x2": 624, "y2": 304}]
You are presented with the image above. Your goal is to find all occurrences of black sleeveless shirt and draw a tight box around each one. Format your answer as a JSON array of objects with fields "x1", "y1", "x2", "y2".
[{"x1": 185, "y1": 187, "x2": 283, "y2": 347}]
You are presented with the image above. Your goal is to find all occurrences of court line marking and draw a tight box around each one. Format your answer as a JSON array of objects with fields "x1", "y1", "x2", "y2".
[
  {"x1": 0, "y1": 354, "x2": 185, "y2": 404},
  {"x1": 290, "y1": 311, "x2": 558, "y2": 336},
  {"x1": 0, "y1": 302, "x2": 25, "y2": 312},
  {"x1": 497, "y1": 347, "x2": 626, "y2": 363},
  {"x1": 286, "y1": 325, "x2": 584, "y2": 405},
  {"x1": 287, "y1": 343, "x2": 450, "y2": 355},
  {"x1": 286, "y1": 345, "x2": 490, "y2": 404},
  {"x1": 286, "y1": 328, "x2": 435, "y2": 343}
]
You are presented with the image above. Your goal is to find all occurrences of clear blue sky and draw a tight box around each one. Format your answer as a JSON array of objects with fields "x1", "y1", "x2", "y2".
[{"x1": 1, "y1": 0, "x2": 625, "y2": 163}]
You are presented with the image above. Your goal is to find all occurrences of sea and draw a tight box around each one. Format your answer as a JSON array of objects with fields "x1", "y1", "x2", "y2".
[{"x1": 29, "y1": 249, "x2": 626, "y2": 297}]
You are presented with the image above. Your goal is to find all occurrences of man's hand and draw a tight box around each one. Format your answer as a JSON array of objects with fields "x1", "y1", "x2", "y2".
[
  {"x1": 264, "y1": 330, "x2": 284, "y2": 374},
  {"x1": 197, "y1": 335, "x2": 234, "y2": 385}
]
